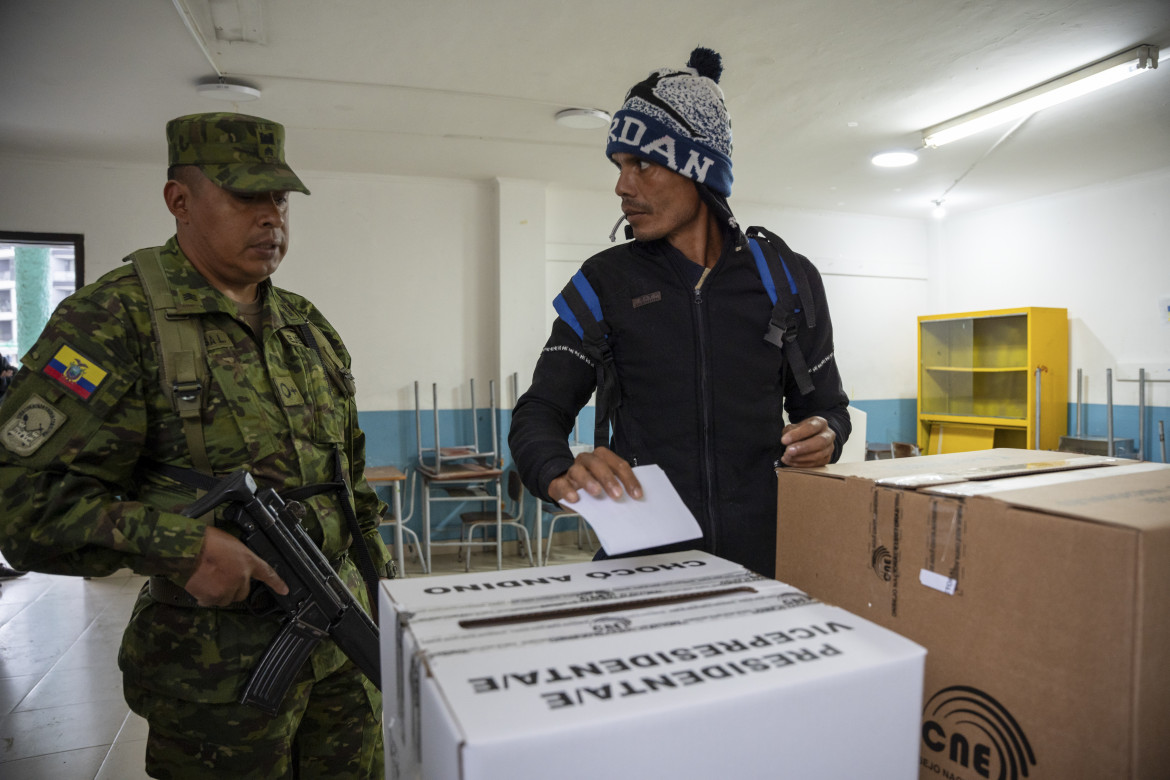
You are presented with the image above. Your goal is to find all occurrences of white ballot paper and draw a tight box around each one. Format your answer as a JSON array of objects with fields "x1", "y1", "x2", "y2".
[{"x1": 566, "y1": 464, "x2": 702, "y2": 555}]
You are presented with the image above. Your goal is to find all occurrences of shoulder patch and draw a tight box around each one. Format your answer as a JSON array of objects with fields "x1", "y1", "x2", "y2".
[
  {"x1": 43, "y1": 345, "x2": 108, "y2": 400},
  {"x1": 1, "y1": 394, "x2": 68, "y2": 456}
]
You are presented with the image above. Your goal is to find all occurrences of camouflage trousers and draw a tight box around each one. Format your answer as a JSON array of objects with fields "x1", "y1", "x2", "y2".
[{"x1": 124, "y1": 659, "x2": 383, "y2": 779}]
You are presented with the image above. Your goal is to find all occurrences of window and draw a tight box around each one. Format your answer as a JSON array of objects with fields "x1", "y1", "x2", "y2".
[{"x1": 0, "y1": 232, "x2": 84, "y2": 366}]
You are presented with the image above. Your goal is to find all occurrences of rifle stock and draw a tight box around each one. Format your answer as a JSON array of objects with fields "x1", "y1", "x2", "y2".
[{"x1": 182, "y1": 470, "x2": 381, "y2": 716}]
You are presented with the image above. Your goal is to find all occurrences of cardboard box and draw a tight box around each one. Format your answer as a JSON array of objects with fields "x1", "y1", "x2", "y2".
[
  {"x1": 775, "y1": 449, "x2": 1170, "y2": 780},
  {"x1": 380, "y1": 551, "x2": 926, "y2": 780}
]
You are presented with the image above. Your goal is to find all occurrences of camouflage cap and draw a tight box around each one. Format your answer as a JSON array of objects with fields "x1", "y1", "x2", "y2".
[{"x1": 166, "y1": 112, "x2": 310, "y2": 195}]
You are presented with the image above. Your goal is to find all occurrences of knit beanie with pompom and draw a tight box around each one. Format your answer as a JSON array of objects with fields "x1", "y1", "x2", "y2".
[{"x1": 605, "y1": 47, "x2": 733, "y2": 197}]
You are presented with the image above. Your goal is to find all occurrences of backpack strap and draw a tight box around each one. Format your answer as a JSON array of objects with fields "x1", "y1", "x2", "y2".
[
  {"x1": 553, "y1": 270, "x2": 620, "y2": 447},
  {"x1": 129, "y1": 248, "x2": 213, "y2": 473},
  {"x1": 745, "y1": 228, "x2": 817, "y2": 396}
]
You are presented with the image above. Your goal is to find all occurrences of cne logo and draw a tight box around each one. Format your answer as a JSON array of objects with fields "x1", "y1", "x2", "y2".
[
  {"x1": 576, "y1": 590, "x2": 617, "y2": 603},
  {"x1": 921, "y1": 685, "x2": 1036, "y2": 780},
  {"x1": 779, "y1": 591, "x2": 814, "y2": 608},
  {"x1": 872, "y1": 545, "x2": 893, "y2": 582},
  {"x1": 590, "y1": 616, "x2": 632, "y2": 634}
]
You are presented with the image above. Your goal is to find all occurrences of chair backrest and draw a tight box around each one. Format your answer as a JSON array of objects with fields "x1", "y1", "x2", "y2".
[{"x1": 838, "y1": 407, "x2": 868, "y2": 463}]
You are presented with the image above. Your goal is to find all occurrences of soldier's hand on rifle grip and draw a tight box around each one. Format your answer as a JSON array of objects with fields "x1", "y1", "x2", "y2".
[
  {"x1": 184, "y1": 526, "x2": 290, "y2": 607},
  {"x1": 549, "y1": 445, "x2": 642, "y2": 505}
]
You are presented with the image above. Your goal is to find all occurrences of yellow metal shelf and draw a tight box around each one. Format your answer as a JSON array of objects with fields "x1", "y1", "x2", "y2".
[
  {"x1": 919, "y1": 413, "x2": 1027, "y2": 427},
  {"x1": 917, "y1": 307, "x2": 1068, "y2": 454},
  {"x1": 923, "y1": 366, "x2": 1028, "y2": 373}
]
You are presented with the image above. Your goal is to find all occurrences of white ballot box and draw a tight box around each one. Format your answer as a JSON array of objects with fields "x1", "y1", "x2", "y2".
[{"x1": 380, "y1": 551, "x2": 925, "y2": 780}]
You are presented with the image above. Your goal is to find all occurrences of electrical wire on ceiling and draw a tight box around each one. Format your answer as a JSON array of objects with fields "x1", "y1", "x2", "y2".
[
  {"x1": 172, "y1": 0, "x2": 263, "y2": 101},
  {"x1": 931, "y1": 114, "x2": 1032, "y2": 217},
  {"x1": 171, "y1": 0, "x2": 221, "y2": 77}
]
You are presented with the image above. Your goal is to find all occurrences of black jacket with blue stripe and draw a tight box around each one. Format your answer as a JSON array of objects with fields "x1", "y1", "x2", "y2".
[{"x1": 509, "y1": 228, "x2": 850, "y2": 578}]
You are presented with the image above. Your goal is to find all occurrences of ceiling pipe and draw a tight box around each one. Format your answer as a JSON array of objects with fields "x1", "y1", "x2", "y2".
[{"x1": 171, "y1": 0, "x2": 222, "y2": 77}]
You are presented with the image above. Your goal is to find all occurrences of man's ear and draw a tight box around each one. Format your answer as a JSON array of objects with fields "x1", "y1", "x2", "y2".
[{"x1": 164, "y1": 177, "x2": 191, "y2": 222}]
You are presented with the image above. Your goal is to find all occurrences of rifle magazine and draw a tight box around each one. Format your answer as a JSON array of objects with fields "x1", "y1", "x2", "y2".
[{"x1": 240, "y1": 603, "x2": 330, "y2": 715}]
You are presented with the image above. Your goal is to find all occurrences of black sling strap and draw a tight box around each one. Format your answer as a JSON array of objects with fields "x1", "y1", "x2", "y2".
[{"x1": 294, "y1": 324, "x2": 385, "y2": 602}]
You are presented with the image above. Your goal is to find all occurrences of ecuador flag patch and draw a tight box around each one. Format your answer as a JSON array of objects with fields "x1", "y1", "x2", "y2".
[{"x1": 44, "y1": 345, "x2": 108, "y2": 400}]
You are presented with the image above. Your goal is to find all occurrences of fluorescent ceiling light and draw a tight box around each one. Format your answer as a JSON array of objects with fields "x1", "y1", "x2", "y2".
[
  {"x1": 871, "y1": 150, "x2": 919, "y2": 167},
  {"x1": 923, "y1": 44, "x2": 1158, "y2": 148}
]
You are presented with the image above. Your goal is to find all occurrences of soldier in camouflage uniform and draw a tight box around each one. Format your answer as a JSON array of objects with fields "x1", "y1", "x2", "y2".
[{"x1": 0, "y1": 113, "x2": 391, "y2": 779}]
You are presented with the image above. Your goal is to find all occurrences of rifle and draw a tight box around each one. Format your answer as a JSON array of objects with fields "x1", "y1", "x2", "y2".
[{"x1": 182, "y1": 469, "x2": 381, "y2": 715}]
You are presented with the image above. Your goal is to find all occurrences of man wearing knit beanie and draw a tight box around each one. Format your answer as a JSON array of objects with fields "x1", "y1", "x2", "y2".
[
  {"x1": 607, "y1": 47, "x2": 734, "y2": 201},
  {"x1": 511, "y1": 48, "x2": 851, "y2": 579}
]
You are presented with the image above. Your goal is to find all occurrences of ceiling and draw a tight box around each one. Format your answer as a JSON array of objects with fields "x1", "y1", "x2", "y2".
[{"x1": 2, "y1": 0, "x2": 1169, "y2": 220}]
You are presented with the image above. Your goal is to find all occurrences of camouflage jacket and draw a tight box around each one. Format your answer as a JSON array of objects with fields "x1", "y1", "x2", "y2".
[{"x1": 0, "y1": 236, "x2": 391, "y2": 702}]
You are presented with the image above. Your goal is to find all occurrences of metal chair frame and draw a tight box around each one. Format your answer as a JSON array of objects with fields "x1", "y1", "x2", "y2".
[
  {"x1": 383, "y1": 469, "x2": 429, "y2": 574},
  {"x1": 415, "y1": 379, "x2": 499, "y2": 473},
  {"x1": 542, "y1": 504, "x2": 598, "y2": 564},
  {"x1": 458, "y1": 470, "x2": 535, "y2": 572}
]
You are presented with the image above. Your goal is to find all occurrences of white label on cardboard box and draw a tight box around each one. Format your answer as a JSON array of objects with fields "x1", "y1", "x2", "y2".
[{"x1": 919, "y1": 568, "x2": 957, "y2": 595}]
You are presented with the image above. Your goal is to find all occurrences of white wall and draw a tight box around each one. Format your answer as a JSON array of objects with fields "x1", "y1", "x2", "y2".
[
  {"x1": 496, "y1": 179, "x2": 547, "y2": 407},
  {"x1": 734, "y1": 202, "x2": 929, "y2": 403},
  {"x1": 934, "y1": 167, "x2": 1170, "y2": 410},
  {"x1": 283, "y1": 171, "x2": 495, "y2": 412}
]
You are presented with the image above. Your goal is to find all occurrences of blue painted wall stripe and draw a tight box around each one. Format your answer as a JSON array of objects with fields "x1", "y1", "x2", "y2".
[{"x1": 358, "y1": 400, "x2": 1170, "y2": 545}]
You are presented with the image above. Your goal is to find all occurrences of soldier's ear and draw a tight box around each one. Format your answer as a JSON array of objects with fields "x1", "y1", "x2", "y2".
[{"x1": 164, "y1": 178, "x2": 192, "y2": 222}]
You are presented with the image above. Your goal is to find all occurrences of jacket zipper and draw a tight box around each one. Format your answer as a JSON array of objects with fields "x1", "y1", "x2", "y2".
[{"x1": 693, "y1": 285, "x2": 718, "y2": 555}]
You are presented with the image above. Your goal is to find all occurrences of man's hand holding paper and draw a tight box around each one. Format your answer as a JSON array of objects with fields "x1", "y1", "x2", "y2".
[
  {"x1": 548, "y1": 446, "x2": 643, "y2": 503},
  {"x1": 551, "y1": 458, "x2": 702, "y2": 556}
]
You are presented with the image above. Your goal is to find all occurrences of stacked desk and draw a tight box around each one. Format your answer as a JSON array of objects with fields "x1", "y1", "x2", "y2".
[{"x1": 417, "y1": 461, "x2": 504, "y2": 572}]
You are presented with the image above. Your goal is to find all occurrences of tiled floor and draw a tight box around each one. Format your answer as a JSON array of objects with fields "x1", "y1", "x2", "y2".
[{"x1": 0, "y1": 533, "x2": 596, "y2": 780}]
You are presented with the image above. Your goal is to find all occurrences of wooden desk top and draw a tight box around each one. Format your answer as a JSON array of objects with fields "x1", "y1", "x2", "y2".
[{"x1": 364, "y1": 465, "x2": 406, "y2": 483}]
